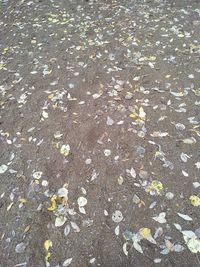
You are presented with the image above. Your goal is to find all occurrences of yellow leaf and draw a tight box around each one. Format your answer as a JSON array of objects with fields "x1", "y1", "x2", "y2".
[
  {"x1": 19, "y1": 198, "x2": 27, "y2": 204},
  {"x1": 44, "y1": 240, "x2": 52, "y2": 261},
  {"x1": 139, "y1": 107, "x2": 146, "y2": 119},
  {"x1": 148, "y1": 55, "x2": 156, "y2": 61},
  {"x1": 60, "y1": 144, "x2": 70, "y2": 157},
  {"x1": 44, "y1": 239, "x2": 52, "y2": 252},
  {"x1": 47, "y1": 194, "x2": 57, "y2": 211},
  {"x1": 189, "y1": 195, "x2": 200, "y2": 207},
  {"x1": 45, "y1": 252, "x2": 51, "y2": 261},
  {"x1": 48, "y1": 93, "x2": 54, "y2": 100},
  {"x1": 129, "y1": 112, "x2": 138, "y2": 119},
  {"x1": 2, "y1": 47, "x2": 9, "y2": 54},
  {"x1": 146, "y1": 180, "x2": 163, "y2": 195},
  {"x1": 139, "y1": 228, "x2": 151, "y2": 239},
  {"x1": 0, "y1": 63, "x2": 6, "y2": 70}
]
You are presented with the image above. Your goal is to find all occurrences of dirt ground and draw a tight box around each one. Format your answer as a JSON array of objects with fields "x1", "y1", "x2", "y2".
[{"x1": 0, "y1": 0, "x2": 200, "y2": 266}]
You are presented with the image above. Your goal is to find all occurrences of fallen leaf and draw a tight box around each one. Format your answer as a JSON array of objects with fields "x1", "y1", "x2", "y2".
[
  {"x1": 44, "y1": 240, "x2": 52, "y2": 252},
  {"x1": 77, "y1": 196, "x2": 87, "y2": 207},
  {"x1": 115, "y1": 225, "x2": 120, "y2": 236},
  {"x1": 60, "y1": 144, "x2": 70, "y2": 157},
  {"x1": 70, "y1": 221, "x2": 80, "y2": 232},
  {"x1": 64, "y1": 225, "x2": 71, "y2": 237},
  {"x1": 118, "y1": 176, "x2": 124, "y2": 185},
  {"x1": 63, "y1": 257, "x2": 73, "y2": 266},
  {"x1": 42, "y1": 110, "x2": 49, "y2": 119},
  {"x1": 189, "y1": 195, "x2": 200, "y2": 206},
  {"x1": 55, "y1": 216, "x2": 67, "y2": 227},
  {"x1": 187, "y1": 239, "x2": 200, "y2": 253},
  {"x1": 152, "y1": 212, "x2": 166, "y2": 224},
  {"x1": 0, "y1": 164, "x2": 8, "y2": 174},
  {"x1": 112, "y1": 210, "x2": 123, "y2": 223},
  {"x1": 123, "y1": 242, "x2": 129, "y2": 256},
  {"x1": 33, "y1": 171, "x2": 42, "y2": 180},
  {"x1": 177, "y1": 213, "x2": 193, "y2": 221},
  {"x1": 47, "y1": 194, "x2": 57, "y2": 211}
]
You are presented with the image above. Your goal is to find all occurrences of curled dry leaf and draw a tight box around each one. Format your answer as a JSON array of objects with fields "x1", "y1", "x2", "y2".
[
  {"x1": 189, "y1": 195, "x2": 200, "y2": 206},
  {"x1": 118, "y1": 176, "x2": 124, "y2": 185},
  {"x1": 104, "y1": 149, "x2": 111, "y2": 157},
  {"x1": 112, "y1": 210, "x2": 123, "y2": 223},
  {"x1": 47, "y1": 194, "x2": 57, "y2": 211},
  {"x1": 123, "y1": 242, "x2": 129, "y2": 256},
  {"x1": 33, "y1": 171, "x2": 42, "y2": 179},
  {"x1": 57, "y1": 187, "x2": 68, "y2": 206}
]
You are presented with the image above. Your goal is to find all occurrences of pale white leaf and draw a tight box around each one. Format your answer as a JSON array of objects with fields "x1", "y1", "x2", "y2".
[
  {"x1": 160, "y1": 248, "x2": 169, "y2": 255},
  {"x1": 63, "y1": 257, "x2": 73, "y2": 266},
  {"x1": 79, "y1": 206, "x2": 86, "y2": 214},
  {"x1": 182, "y1": 230, "x2": 196, "y2": 239},
  {"x1": 154, "y1": 258, "x2": 162, "y2": 263},
  {"x1": 64, "y1": 225, "x2": 71, "y2": 237},
  {"x1": 107, "y1": 116, "x2": 114, "y2": 126},
  {"x1": 70, "y1": 221, "x2": 80, "y2": 232},
  {"x1": 180, "y1": 152, "x2": 190, "y2": 162},
  {"x1": 33, "y1": 171, "x2": 42, "y2": 180},
  {"x1": 193, "y1": 182, "x2": 200, "y2": 188},
  {"x1": 130, "y1": 168, "x2": 136, "y2": 178},
  {"x1": 174, "y1": 223, "x2": 182, "y2": 231},
  {"x1": 152, "y1": 212, "x2": 166, "y2": 224},
  {"x1": 42, "y1": 110, "x2": 48, "y2": 119},
  {"x1": 154, "y1": 227, "x2": 163, "y2": 239},
  {"x1": 104, "y1": 149, "x2": 111, "y2": 157},
  {"x1": 55, "y1": 217, "x2": 67, "y2": 227},
  {"x1": 77, "y1": 197, "x2": 87, "y2": 207},
  {"x1": 182, "y1": 170, "x2": 188, "y2": 177},
  {"x1": 0, "y1": 164, "x2": 8, "y2": 174},
  {"x1": 115, "y1": 225, "x2": 120, "y2": 236},
  {"x1": 123, "y1": 242, "x2": 129, "y2": 256},
  {"x1": 187, "y1": 238, "x2": 200, "y2": 253},
  {"x1": 174, "y1": 244, "x2": 185, "y2": 252},
  {"x1": 133, "y1": 240, "x2": 143, "y2": 254},
  {"x1": 177, "y1": 213, "x2": 193, "y2": 221}
]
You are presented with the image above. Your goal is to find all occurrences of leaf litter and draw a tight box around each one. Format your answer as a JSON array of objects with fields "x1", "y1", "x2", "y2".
[{"x1": 0, "y1": 0, "x2": 200, "y2": 265}]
